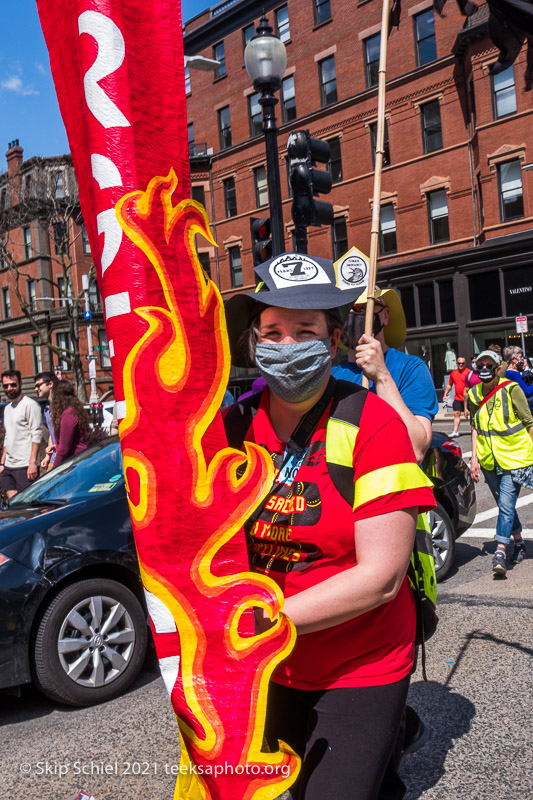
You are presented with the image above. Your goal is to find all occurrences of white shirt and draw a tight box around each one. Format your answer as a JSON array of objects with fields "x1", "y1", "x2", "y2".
[{"x1": 3, "y1": 395, "x2": 43, "y2": 468}]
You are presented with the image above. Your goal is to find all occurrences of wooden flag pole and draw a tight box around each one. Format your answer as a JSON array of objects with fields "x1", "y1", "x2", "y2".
[{"x1": 362, "y1": 0, "x2": 391, "y2": 389}]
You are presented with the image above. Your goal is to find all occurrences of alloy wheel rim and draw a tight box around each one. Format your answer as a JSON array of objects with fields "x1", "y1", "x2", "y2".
[
  {"x1": 429, "y1": 510, "x2": 451, "y2": 571},
  {"x1": 57, "y1": 594, "x2": 136, "y2": 688}
]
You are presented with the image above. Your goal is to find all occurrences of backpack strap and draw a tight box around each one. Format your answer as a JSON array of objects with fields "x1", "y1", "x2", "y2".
[
  {"x1": 476, "y1": 379, "x2": 513, "y2": 410},
  {"x1": 325, "y1": 380, "x2": 369, "y2": 508},
  {"x1": 223, "y1": 390, "x2": 263, "y2": 450}
]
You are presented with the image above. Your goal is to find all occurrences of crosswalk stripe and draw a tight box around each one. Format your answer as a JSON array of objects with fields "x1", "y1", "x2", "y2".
[
  {"x1": 473, "y1": 493, "x2": 533, "y2": 525},
  {"x1": 462, "y1": 528, "x2": 533, "y2": 540}
]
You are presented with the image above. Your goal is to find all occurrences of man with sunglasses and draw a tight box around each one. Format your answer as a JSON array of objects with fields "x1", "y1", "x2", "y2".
[
  {"x1": 0, "y1": 370, "x2": 43, "y2": 497},
  {"x1": 442, "y1": 357, "x2": 471, "y2": 438}
]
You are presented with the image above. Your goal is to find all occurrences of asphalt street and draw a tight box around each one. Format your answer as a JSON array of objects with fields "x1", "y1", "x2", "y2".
[{"x1": 1, "y1": 418, "x2": 532, "y2": 800}]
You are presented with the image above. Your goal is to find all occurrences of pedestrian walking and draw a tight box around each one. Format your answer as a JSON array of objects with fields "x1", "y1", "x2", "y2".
[
  {"x1": 50, "y1": 380, "x2": 90, "y2": 467},
  {"x1": 0, "y1": 370, "x2": 42, "y2": 498},
  {"x1": 468, "y1": 350, "x2": 532, "y2": 574},
  {"x1": 503, "y1": 345, "x2": 533, "y2": 409},
  {"x1": 443, "y1": 357, "x2": 470, "y2": 437},
  {"x1": 224, "y1": 253, "x2": 435, "y2": 800},
  {"x1": 34, "y1": 371, "x2": 59, "y2": 469}
]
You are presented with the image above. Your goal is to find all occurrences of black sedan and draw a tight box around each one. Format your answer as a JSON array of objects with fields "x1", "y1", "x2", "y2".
[
  {"x1": 422, "y1": 431, "x2": 476, "y2": 581},
  {"x1": 0, "y1": 437, "x2": 147, "y2": 707}
]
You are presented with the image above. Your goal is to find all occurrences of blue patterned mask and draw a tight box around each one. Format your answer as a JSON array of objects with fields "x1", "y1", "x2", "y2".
[{"x1": 254, "y1": 338, "x2": 333, "y2": 403}]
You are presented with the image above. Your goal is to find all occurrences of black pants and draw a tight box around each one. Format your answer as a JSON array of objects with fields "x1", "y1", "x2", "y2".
[{"x1": 264, "y1": 677, "x2": 410, "y2": 800}]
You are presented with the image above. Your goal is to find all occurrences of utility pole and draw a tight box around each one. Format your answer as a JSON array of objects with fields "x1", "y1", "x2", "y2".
[{"x1": 81, "y1": 274, "x2": 98, "y2": 403}]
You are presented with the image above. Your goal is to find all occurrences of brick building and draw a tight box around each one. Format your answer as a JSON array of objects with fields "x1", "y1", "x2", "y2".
[
  {"x1": 0, "y1": 141, "x2": 112, "y2": 399},
  {"x1": 184, "y1": 0, "x2": 533, "y2": 391}
]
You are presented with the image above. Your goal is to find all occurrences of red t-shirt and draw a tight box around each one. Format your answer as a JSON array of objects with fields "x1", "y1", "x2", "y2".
[
  {"x1": 240, "y1": 390, "x2": 435, "y2": 690},
  {"x1": 448, "y1": 368, "x2": 471, "y2": 402}
]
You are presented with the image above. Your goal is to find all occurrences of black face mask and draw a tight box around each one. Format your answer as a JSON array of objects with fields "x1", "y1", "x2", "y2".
[
  {"x1": 516, "y1": 359, "x2": 525, "y2": 371},
  {"x1": 342, "y1": 310, "x2": 384, "y2": 349},
  {"x1": 478, "y1": 364, "x2": 496, "y2": 383}
]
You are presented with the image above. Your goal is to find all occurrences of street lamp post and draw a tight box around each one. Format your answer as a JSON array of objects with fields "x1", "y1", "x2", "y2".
[{"x1": 245, "y1": 15, "x2": 287, "y2": 257}]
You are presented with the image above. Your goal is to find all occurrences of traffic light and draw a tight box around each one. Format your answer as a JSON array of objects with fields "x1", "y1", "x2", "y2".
[
  {"x1": 287, "y1": 130, "x2": 334, "y2": 228},
  {"x1": 250, "y1": 217, "x2": 272, "y2": 265}
]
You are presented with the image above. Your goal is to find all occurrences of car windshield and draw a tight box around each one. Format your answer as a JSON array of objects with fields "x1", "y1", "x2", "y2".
[{"x1": 10, "y1": 438, "x2": 124, "y2": 506}]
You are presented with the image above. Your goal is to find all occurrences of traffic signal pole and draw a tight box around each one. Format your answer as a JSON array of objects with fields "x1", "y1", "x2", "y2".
[{"x1": 260, "y1": 90, "x2": 285, "y2": 256}]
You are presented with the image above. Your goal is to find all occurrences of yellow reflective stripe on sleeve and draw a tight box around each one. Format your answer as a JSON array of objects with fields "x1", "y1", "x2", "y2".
[
  {"x1": 353, "y1": 462, "x2": 433, "y2": 510},
  {"x1": 325, "y1": 418, "x2": 359, "y2": 467}
]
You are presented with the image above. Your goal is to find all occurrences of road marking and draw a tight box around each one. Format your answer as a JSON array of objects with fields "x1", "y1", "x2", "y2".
[
  {"x1": 462, "y1": 528, "x2": 533, "y2": 539},
  {"x1": 472, "y1": 493, "x2": 533, "y2": 525}
]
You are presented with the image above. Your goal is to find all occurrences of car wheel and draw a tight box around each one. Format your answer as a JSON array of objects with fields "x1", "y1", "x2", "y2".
[
  {"x1": 429, "y1": 503, "x2": 455, "y2": 582},
  {"x1": 33, "y1": 578, "x2": 147, "y2": 706}
]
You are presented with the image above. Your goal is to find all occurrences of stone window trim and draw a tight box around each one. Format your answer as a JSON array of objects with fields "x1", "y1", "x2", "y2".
[
  {"x1": 368, "y1": 191, "x2": 399, "y2": 209},
  {"x1": 217, "y1": 171, "x2": 238, "y2": 184},
  {"x1": 282, "y1": 65, "x2": 296, "y2": 78},
  {"x1": 419, "y1": 176, "x2": 451, "y2": 199},
  {"x1": 223, "y1": 236, "x2": 243, "y2": 252},
  {"x1": 358, "y1": 23, "x2": 381, "y2": 41},
  {"x1": 214, "y1": 98, "x2": 231, "y2": 112},
  {"x1": 487, "y1": 144, "x2": 526, "y2": 172},
  {"x1": 247, "y1": 161, "x2": 267, "y2": 174},
  {"x1": 243, "y1": 86, "x2": 256, "y2": 97},
  {"x1": 363, "y1": 112, "x2": 392, "y2": 130},
  {"x1": 197, "y1": 246, "x2": 216, "y2": 258},
  {"x1": 413, "y1": 92, "x2": 444, "y2": 113},
  {"x1": 332, "y1": 205, "x2": 350, "y2": 219},
  {"x1": 192, "y1": 180, "x2": 209, "y2": 191},
  {"x1": 314, "y1": 44, "x2": 337, "y2": 62},
  {"x1": 481, "y1": 58, "x2": 502, "y2": 76},
  {"x1": 408, "y1": 0, "x2": 433, "y2": 14}
]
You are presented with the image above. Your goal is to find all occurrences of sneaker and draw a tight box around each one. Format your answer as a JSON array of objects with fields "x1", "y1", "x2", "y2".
[
  {"x1": 448, "y1": 431, "x2": 459, "y2": 438},
  {"x1": 511, "y1": 541, "x2": 526, "y2": 564},
  {"x1": 492, "y1": 550, "x2": 507, "y2": 575}
]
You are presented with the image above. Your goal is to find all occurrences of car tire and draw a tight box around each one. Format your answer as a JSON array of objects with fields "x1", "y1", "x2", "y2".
[
  {"x1": 32, "y1": 578, "x2": 147, "y2": 707},
  {"x1": 429, "y1": 503, "x2": 455, "y2": 582}
]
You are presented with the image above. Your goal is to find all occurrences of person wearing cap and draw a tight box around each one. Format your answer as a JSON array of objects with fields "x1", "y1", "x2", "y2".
[
  {"x1": 468, "y1": 350, "x2": 533, "y2": 574},
  {"x1": 332, "y1": 288, "x2": 438, "y2": 464},
  {"x1": 442, "y1": 356, "x2": 471, "y2": 438},
  {"x1": 224, "y1": 253, "x2": 435, "y2": 800}
]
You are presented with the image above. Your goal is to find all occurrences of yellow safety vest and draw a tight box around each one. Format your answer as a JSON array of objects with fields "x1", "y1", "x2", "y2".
[{"x1": 469, "y1": 379, "x2": 533, "y2": 470}]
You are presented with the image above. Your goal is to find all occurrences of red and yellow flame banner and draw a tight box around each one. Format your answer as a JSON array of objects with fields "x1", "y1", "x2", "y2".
[{"x1": 36, "y1": 1, "x2": 298, "y2": 797}]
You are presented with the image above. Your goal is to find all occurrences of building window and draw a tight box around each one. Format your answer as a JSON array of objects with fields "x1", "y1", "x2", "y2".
[
  {"x1": 53, "y1": 222, "x2": 68, "y2": 256},
  {"x1": 184, "y1": 65, "x2": 191, "y2": 95},
  {"x1": 198, "y1": 252, "x2": 211, "y2": 279},
  {"x1": 7, "y1": 341, "x2": 16, "y2": 370},
  {"x1": 218, "y1": 106, "x2": 232, "y2": 149},
  {"x1": 281, "y1": 75, "x2": 296, "y2": 123},
  {"x1": 469, "y1": 271, "x2": 502, "y2": 320},
  {"x1": 0, "y1": 187, "x2": 7, "y2": 210},
  {"x1": 319, "y1": 55, "x2": 337, "y2": 107},
  {"x1": 498, "y1": 160, "x2": 524, "y2": 221},
  {"x1": 229, "y1": 246, "x2": 243, "y2": 288},
  {"x1": 32, "y1": 335, "x2": 43, "y2": 374},
  {"x1": 223, "y1": 177, "x2": 237, "y2": 218},
  {"x1": 364, "y1": 34, "x2": 380, "y2": 88},
  {"x1": 27, "y1": 279, "x2": 37, "y2": 311},
  {"x1": 98, "y1": 329, "x2": 111, "y2": 368},
  {"x1": 53, "y1": 171, "x2": 64, "y2": 198},
  {"x1": 243, "y1": 23, "x2": 255, "y2": 54},
  {"x1": 81, "y1": 223, "x2": 91, "y2": 255},
  {"x1": 331, "y1": 218, "x2": 348, "y2": 261},
  {"x1": 314, "y1": 0, "x2": 331, "y2": 25},
  {"x1": 23, "y1": 226, "x2": 33, "y2": 260},
  {"x1": 248, "y1": 92, "x2": 262, "y2": 137},
  {"x1": 414, "y1": 9, "x2": 436, "y2": 66},
  {"x1": 427, "y1": 190, "x2": 450, "y2": 243},
  {"x1": 0, "y1": 236, "x2": 6, "y2": 269},
  {"x1": 24, "y1": 174, "x2": 32, "y2": 198},
  {"x1": 191, "y1": 184, "x2": 206, "y2": 206},
  {"x1": 213, "y1": 42, "x2": 226, "y2": 78},
  {"x1": 438, "y1": 280, "x2": 455, "y2": 323},
  {"x1": 421, "y1": 100, "x2": 443, "y2": 153},
  {"x1": 187, "y1": 122, "x2": 195, "y2": 157},
  {"x1": 327, "y1": 137, "x2": 343, "y2": 183},
  {"x1": 370, "y1": 121, "x2": 390, "y2": 167},
  {"x1": 89, "y1": 279, "x2": 100, "y2": 309},
  {"x1": 275, "y1": 5, "x2": 290, "y2": 42},
  {"x1": 400, "y1": 286, "x2": 416, "y2": 328},
  {"x1": 419, "y1": 284, "x2": 437, "y2": 326},
  {"x1": 57, "y1": 332, "x2": 73, "y2": 371},
  {"x1": 379, "y1": 205, "x2": 397, "y2": 254},
  {"x1": 57, "y1": 276, "x2": 73, "y2": 307},
  {"x1": 2, "y1": 287, "x2": 11, "y2": 318},
  {"x1": 492, "y1": 66, "x2": 517, "y2": 119},
  {"x1": 254, "y1": 166, "x2": 268, "y2": 208}
]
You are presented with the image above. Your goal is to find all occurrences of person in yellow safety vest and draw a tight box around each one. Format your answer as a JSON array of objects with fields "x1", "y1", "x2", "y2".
[{"x1": 468, "y1": 350, "x2": 533, "y2": 575}]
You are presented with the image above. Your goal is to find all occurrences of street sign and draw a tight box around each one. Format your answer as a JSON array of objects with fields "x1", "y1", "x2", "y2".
[
  {"x1": 88, "y1": 360, "x2": 97, "y2": 379},
  {"x1": 83, "y1": 310, "x2": 92, "y2": 320},
  {"x1": 93, "y1": 345, "x2": 108, "y2": 351},
  {"x1": 516, "y1": 316, "x2": 528, "y2": 333},
  {"x1": 85, "y1": 354, "x2": 98, "y2": 361}
]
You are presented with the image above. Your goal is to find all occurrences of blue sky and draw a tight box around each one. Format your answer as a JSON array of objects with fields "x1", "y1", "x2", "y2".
[{"x1": 0, "y1": 0, "x2": 210, "y2": 164}]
